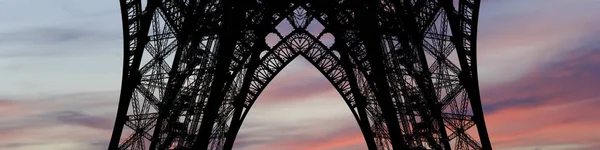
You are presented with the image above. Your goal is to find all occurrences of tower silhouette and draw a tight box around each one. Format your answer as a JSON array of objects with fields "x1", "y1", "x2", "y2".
[{"x1": 108, "y1": 0, "x2": 492, "y2": 149}]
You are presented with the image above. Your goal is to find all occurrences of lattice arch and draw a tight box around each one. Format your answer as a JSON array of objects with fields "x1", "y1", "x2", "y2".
[
  {"x1": 108, "y1": 0, "x2": 492, "y2": 150},
  {"x1": 209, "y1": 6, "x2": 391, "y2": 149}
]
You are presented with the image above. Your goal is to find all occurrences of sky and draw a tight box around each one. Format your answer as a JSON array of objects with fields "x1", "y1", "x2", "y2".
[{"x1": 0, "y1": 0, "x2": 599, "y2": 150}]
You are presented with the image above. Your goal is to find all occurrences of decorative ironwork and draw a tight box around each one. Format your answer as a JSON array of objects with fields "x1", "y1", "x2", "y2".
[{"x1": 108, "y1": 0, "x2": 491, "y2": 149}]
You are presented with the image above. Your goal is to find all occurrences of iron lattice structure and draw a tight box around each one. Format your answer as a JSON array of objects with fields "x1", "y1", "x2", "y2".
[{"x1": 108, "y1": 0, "x2": 492, "y2": 149}]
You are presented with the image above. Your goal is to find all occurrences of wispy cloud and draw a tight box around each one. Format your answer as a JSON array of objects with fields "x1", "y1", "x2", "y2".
[
  {"x1": 481, "y1": 40, "x2": 600, "y2": 111},
  {"x1": 0, "y1": 0, "x2": 123, "y2": 96},
  {"x1": 476, "y1": 0, "x2": 600, "y2": 86},
  {"x1": 0, "y1": 91, "x2": 117, "y2": 150},
  {"x1": 233, "y1": 64, "x2": 366, "y2": 149},
  {"x1": 481, "y1": 44, "x2": 600, "y2": 149}
]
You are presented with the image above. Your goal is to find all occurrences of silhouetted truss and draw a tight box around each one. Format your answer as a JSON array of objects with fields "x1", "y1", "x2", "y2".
[{"x1": 109, "y1": 0, "x2": 491, "y2": 150}]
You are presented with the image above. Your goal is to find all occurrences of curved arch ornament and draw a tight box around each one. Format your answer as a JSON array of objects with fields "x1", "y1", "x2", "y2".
[{"x1": 108, "y1": 0, "x2": 492, "y2": 150}]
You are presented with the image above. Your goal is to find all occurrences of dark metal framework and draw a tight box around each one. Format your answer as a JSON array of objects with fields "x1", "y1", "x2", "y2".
[{"x1": 108, "y1": 0, "x2": 491, "y2": 149}]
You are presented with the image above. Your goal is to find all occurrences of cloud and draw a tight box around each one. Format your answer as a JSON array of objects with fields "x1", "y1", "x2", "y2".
[
  {"x1": 1, "y1": 142, "x2": 99, "y2": 150},
  {"x1": 481, "y1": 40, "x2": 600, "y2": 112},
  {"x1": 479, "y1": 42, "x2": 600, "y2": 149},
  {"x1": 0, "y1": 26, "x2": 121, "y2": 58},
  {"x1": 235, "y1": 118, "x2": 366, "y2": 150},
  {"x1": 52, "y1": 111, "x2": 114, "y2": 130},
  {"x1": 0, "y1": 0, "x2": 121, "y2": 58},
  {"x1": 0, "y1": 91, "x2": 118, "y2": 150},
  {"x1": 0, "y1": 100, "x2": 32, "y2": 117},
  {"x1": 233, "y1": 60, "x2": 367, "y2": 149},
  {"x1": 299, "y1": 132, "x2": 365, "y2": 150},
  {"x1": 0, "y1": 0, "x2": 123, "y2": 96},
  {"x1": 498, "y1": 144, "x2": 591, "y2": 150},
  {"x1": 487, "y1": 96, "x2": 600, "y2": 148},
  {"x1": 258, "y1": 68, "x2": 336, "y2": 102},
  {"x1": 236, "y1": 130, "x2": 366, "y2": 150},
  {"x1": 476, "y1": 0, "x2": 600, "y2": 86},
  {"x1": 0, "y1": 122, "x2": 114, "y2": 150}
]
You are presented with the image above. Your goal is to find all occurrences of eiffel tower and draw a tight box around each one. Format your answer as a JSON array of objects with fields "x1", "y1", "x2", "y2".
[{"x1": 108, "y1": 0, "x2": 492, "y2": 149}]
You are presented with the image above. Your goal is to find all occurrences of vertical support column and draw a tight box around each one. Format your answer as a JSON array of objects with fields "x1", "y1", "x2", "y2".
[
  {"x1": 222, "y1": 31, "x2": 269, "y2": 150},
  {"x1": 108, "y1": 0, "x2": 159, "y2": 149},
  {"x1": 193, "y1": 1, "x2": 245, "y2": 149},
  {"x1": 151, "y1": 1, "x2": 204, "y2": 148},
  {"x1": 351, "y1": 0, "x2": 409, "y2": 149},
  {"x1": 438, "y1": 0, "x2": 492, "y2": 149},
  {"x1": 394, "y1": 1, "x2": 452, "y2": 149},
  {"x1": 317, "y1": 3, "x2": 381, "y2": 148},
  {"x1": 334, "y1": 37, "x2": 378, "y2": 150},
  {"x1": 221, "y1": 53, "x2": 259, "y2": 150}
]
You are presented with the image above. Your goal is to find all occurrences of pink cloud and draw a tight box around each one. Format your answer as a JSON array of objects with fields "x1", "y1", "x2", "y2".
[
  {"x1": 481, "y1": 46, "x2": 600, "y2": 106},
  {"x1": 300, "y1": 133, "x2": 365, "y2": 150},
  {"x1": 0, "y1": 92, "x2": 117, "y2": 150},
  {"x1": 235, "y1": 126, "x2": 365, "y2": 150},
  {"x1": 479, "y1": 47, "x2": 600, "y2": 149},
  {"x1": 0, "y1": 100, "x2": 29, "y2": 117},
  {"x1": 486, "y1": 97, "x2": 600, "y2": 149},
  {"x1": 234, "y1": 62, "x2": 367, "y2": 149},
  {"x1": 262, "y1": 132, "x2": 365, "y2": 150},
  {"x1": 476, "y1": 0, "x2": 600, "y2": 87},
  {"x1": 254, "y1": 58, "x2": 345, "y2": 103}
]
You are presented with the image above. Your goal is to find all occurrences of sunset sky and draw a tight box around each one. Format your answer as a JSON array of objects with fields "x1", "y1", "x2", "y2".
[{"x1": 0, "y1": 0, "x2": 599, "y2": 150}]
